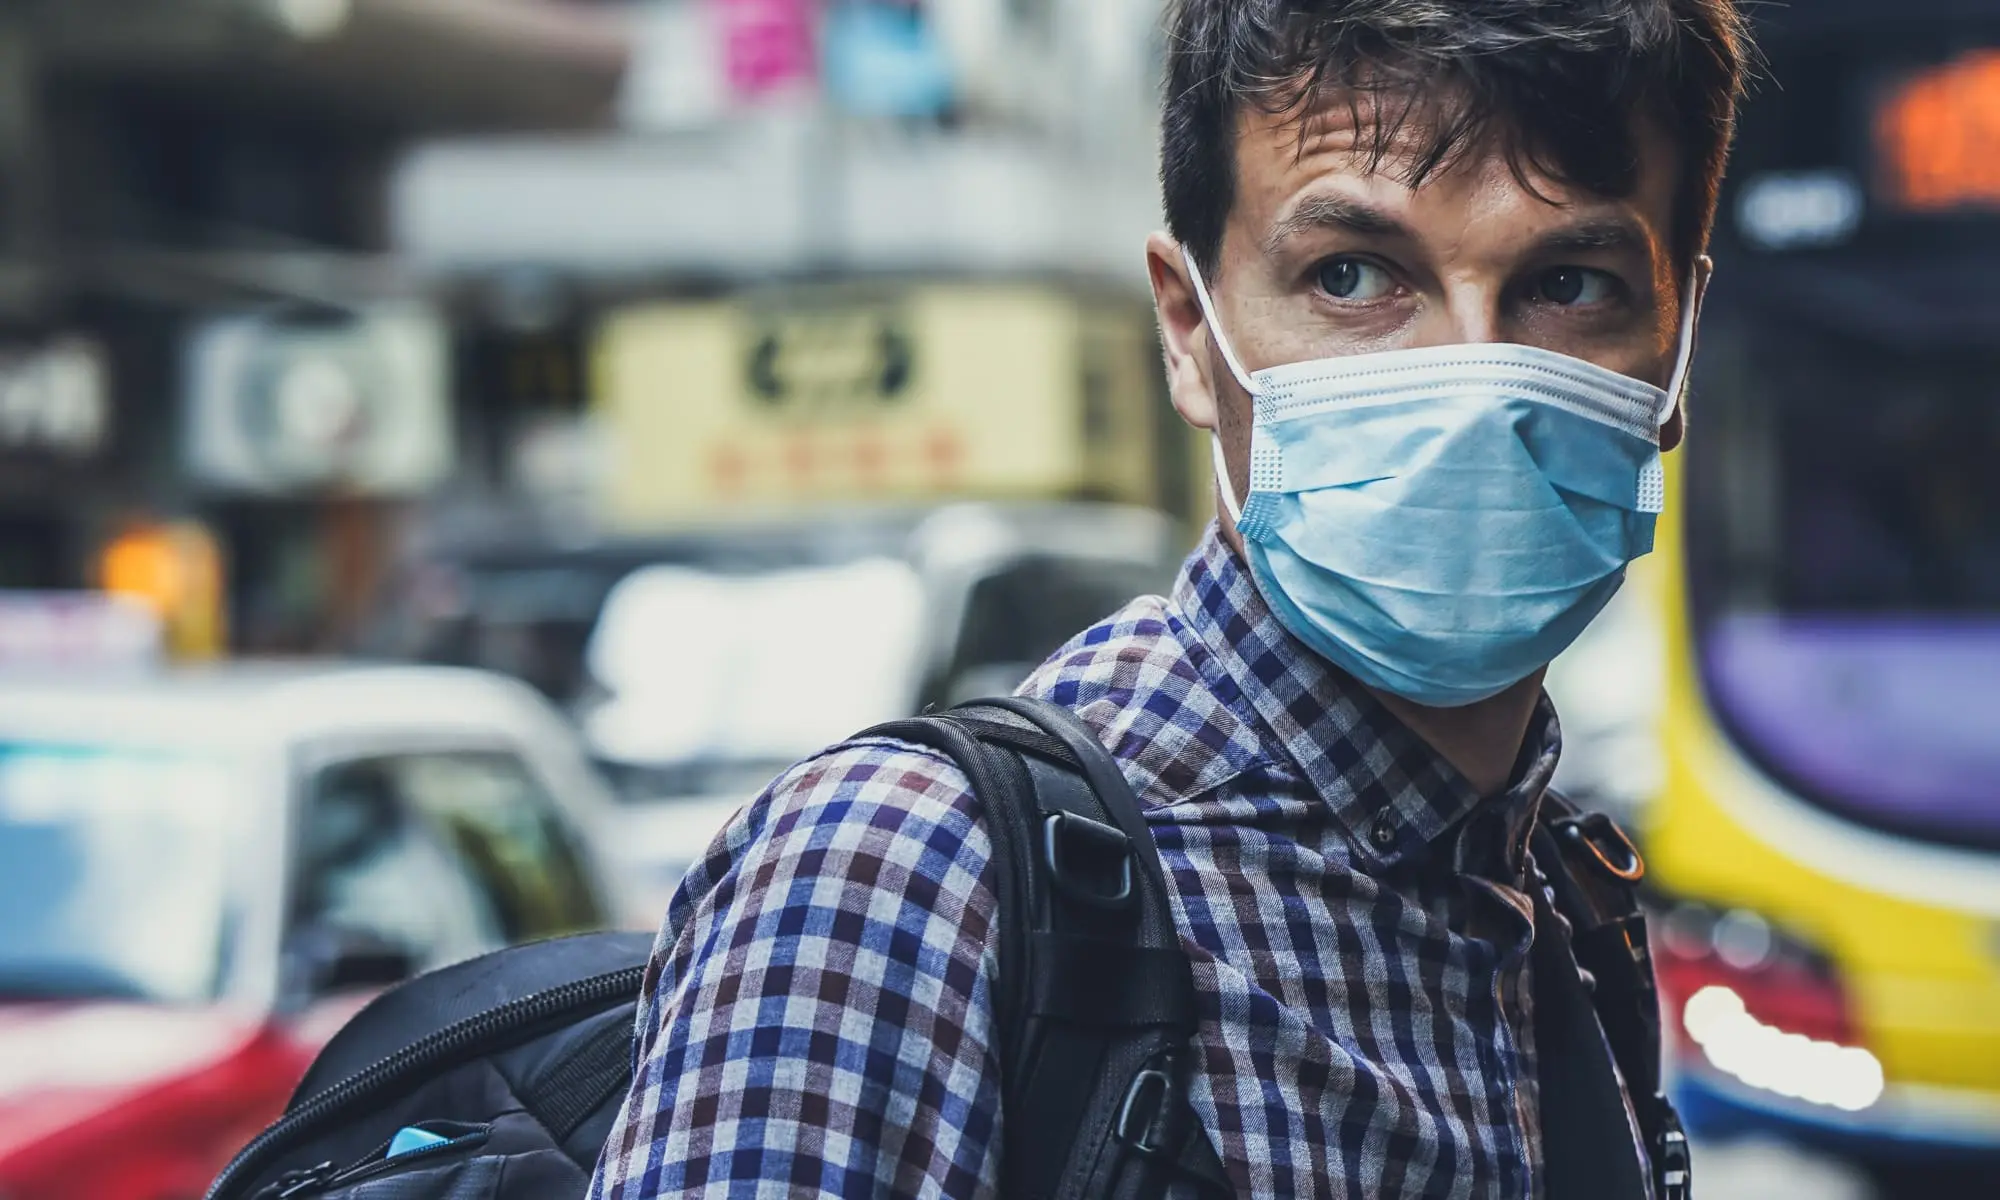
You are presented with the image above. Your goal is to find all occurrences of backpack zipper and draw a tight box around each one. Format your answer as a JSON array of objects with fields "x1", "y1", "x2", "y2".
[
  {"x1": 207, "y1": 965, "x2": 644, "y2": 1200},
  {"x1": 270, "y1": 1127, "x2": 492, "y2": 1198},
  {"x1": 259, "y1": 1162, "x2": 337, "y2": 1200}
]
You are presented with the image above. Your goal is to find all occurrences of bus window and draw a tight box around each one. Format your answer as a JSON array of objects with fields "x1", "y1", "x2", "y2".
[{"x1": 1687, "y1": 315, "x2": 2000, "y2": 848}]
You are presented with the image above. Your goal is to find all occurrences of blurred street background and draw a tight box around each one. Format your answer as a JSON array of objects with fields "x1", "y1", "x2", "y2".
[{"x1": 0, "y1": 2, "x2": 1992, "y2": 1198}]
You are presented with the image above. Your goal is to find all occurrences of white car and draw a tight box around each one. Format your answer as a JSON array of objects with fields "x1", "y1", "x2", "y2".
[
  {"x1": 0, "y1": 663, "x2": 640, "y2": 1200},
  {"x1": 576, "y1": 501, "x2": 1186, "y2": 923},
  {"x1": 0, "y1": 662, "x2": 644, "y2": 1013}
]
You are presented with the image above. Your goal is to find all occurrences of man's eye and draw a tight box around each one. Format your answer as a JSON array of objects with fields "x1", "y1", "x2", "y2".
[
  {"x1": 1536, "y1": 267, "x2": 1619, "y2": 306},
  {"x1": 1316, "y1": 258, "x2": 1395, "y2": 301}
]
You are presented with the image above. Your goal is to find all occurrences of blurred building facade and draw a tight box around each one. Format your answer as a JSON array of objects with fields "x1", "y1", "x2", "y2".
[
  {"x1": 0, "y1": 0, "x2": 628, "y2": 651},
  {"x1": 0, "y1": 0, "x2": 1180, "y2": 654},
  {"x1": 399, "y1": 0, "x2": 1165, "y2": 277},
  {"x1": 390, "y1": 0, "x2": 1189, "y2": 576}
]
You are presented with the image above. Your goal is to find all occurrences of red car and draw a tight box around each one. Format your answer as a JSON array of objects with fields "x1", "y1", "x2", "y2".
[{"x1": 0, "y1": 666, "x2": 621, "y2": 1200}]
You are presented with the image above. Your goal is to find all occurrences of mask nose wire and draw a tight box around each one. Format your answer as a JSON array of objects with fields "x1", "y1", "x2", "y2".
[{"x1": 1182, "y1": 250, "x2": 1256, "y2": 526}]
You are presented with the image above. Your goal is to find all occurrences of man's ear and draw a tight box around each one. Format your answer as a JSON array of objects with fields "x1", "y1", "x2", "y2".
[
  {"x1": 1660, "y1": 254, "x2": 1713, "y2": 454},
  {"x1": 1146, "y1": 232, "x2": 1220, "y2": 433}
]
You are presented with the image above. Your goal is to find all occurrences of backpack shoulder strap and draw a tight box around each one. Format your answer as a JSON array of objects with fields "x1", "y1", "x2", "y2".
[
  {"x1": 1532, "y1": 791, "x2": 1691, "y2": 1200},
  {"x1": 864, "y1": 698, "x2": 1228, "y2": 1200}
]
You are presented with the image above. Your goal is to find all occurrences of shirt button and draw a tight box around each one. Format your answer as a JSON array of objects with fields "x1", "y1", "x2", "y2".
[{"x1": 1370, "y1": 817, "x2": 1398, "y2": 849}]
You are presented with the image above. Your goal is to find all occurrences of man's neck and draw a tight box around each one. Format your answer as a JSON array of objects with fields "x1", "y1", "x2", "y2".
[{"x1": 1370, "y1": 671, "x2": 1547, "y2": 798}]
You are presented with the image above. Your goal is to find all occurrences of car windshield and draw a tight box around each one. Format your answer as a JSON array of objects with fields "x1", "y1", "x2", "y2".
[
  {"x1": 580, "y1": 557, "x2": 929, "y2": 795},
  {"x1": 0, "y1": 741, "x2": 245, "y2": 1003},
  {"x1": 358, "y1": 559, "x2": 635, "y2": 704},
  {"x1": 1687, "y1": 314, "x2": 2000, "y2": 847}
]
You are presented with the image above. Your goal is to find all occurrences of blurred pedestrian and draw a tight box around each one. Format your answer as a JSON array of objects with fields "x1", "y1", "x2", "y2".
[{"x1": 589, "y1": 2, "x2": 1750, "y2": 1197}]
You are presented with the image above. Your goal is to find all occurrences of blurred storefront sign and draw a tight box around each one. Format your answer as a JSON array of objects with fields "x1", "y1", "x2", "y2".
[
  {"x1": 0, "y1": 338, "x2": 122, "y2": 597},
  {"x1": 592, "y1": 282, "x2": 1176, "y2": 525},
  {"x1": 824, "y1": 2, "x2": 955, "y2": 119},
  {"x1": 0, "y1": 591, "x2": 163, "y2": 671},
  {"x1": 714, "y1": 0, "x2": 818, "y2": 101},
  {"x1": 0, "y1": 338, "x2": 110, "y2": 462},
  {"x1": 1735, "y1": 171, "x2": 1865, "y2": 252},
  {"x1": 183, "y1": 305, "x2": 452, "y2": 496},
  {"x1": 1875, "y1": 48, "x2": 2000, "y2": 213}
]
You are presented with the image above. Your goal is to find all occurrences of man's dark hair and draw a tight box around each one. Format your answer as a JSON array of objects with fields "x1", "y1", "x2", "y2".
[{"x1": 1161, "y1": 0, "x2": 1753, "y2": 275}]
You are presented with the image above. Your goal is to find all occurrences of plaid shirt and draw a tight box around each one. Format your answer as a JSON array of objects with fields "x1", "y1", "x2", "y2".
[{"x1": 591, "y1": 526, "x2": 1598, "y2": 1200}]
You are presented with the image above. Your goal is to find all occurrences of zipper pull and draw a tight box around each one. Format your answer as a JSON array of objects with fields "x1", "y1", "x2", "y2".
[{"x1": 270, "y1": 1161, "x2": 341, "y2": 1199}]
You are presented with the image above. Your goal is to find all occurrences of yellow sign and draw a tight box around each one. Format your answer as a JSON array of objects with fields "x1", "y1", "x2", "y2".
[
  {"x1": 592, "y1": 282, "x2": 1172, "y2": 526},
  {"x1": 742, "y1": 304, "x2": 914, "y2": 415},
  {"x1": 1876, "y1": 49, "x2": 2000, "y2": 212}
]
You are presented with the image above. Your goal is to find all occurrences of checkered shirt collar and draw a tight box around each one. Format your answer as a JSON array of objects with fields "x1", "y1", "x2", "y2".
[{"x1": 1171, "y1": 524, "x2": 1562, "y2": 867}]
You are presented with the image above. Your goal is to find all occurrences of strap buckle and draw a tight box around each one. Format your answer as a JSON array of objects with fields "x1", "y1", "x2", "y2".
[
  {"x1": 1553, "y1": 811, "x2": 1646, "y2": 884},
  {"x1": 1042, "y1": 811, "x2": 1135, "y2": 911},
  {"x1": 1114, "y1": 1067, "x2": 1177, "y2": 1157},
  {"x1": 1653, "y1": 1108, "x2": 1692, "y2": 1200}
]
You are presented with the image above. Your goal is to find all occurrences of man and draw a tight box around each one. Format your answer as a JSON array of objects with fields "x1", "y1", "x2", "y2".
[{"x1": 590, "y1": 1, "x2": 1748, "y2": 1196}]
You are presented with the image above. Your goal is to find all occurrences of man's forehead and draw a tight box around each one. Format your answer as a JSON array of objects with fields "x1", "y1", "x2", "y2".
[
  {"x1": 1235, "y1": 90, "x2": 1456, "y2": 180},
  {"x1": 1229, "y1": 89, "x2": 1676, "y2": 243}
]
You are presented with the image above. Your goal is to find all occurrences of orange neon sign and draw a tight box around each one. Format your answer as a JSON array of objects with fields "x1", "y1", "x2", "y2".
[
  {"x1": 99, "y1": 521, "x2": 226, "y2": 659},
  {"x1": 1876, "y1": 49, "x2": 2000, "y2": 212}
]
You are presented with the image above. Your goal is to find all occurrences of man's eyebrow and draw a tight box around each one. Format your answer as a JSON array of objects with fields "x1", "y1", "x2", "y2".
[
  {"x1": 1527, "y1": 217, "x2": 1656, "y2": 259},
  {"x1": 1262, "y1": 193, "x2": 1412, "y2": 256}
]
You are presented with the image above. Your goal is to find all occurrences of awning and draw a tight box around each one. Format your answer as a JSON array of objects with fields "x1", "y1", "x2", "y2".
[{"x1": 35, "y1": 0, "x2": 631, "y2": 132}]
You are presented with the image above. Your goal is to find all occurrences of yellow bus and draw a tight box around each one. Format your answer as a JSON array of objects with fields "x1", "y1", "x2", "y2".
[{"x1": 1640, "y1": 9, "x2": 2000, "y2": 1183}]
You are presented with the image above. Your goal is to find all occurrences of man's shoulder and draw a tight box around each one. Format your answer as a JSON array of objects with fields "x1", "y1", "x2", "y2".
[
  {"x1": 681, "y1": 734, "x2": 993, "y2": 913},
  {"x1": 612, "y1": 735, "x2": 1007, "y2": 1200},
  {"x1": 1017, "y1": 590, "x2": 1260, "y2": 808},
  {"x1": 1020, "y1": 591, "x2": 1198, "y2": 701}
]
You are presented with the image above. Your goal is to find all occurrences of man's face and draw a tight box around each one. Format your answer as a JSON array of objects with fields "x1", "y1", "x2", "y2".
[{"x1": 1149, "y1": 93, "x2": 1699, "y2": 530}]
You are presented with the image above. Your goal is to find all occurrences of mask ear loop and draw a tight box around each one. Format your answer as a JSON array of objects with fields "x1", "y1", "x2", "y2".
[
  {"x1": 1209, "y1": 434, "x2": 1244, "y2": 526},
  {"x1": 1662, "y1": 261, "x2": 1707, "y2": 421},
  {"x1": 1635, "y1": 263, "x2": 1708, "y2": 515},
  {"x1": 1182, "y1": 252, "x2": 1259, "y2": 397},
  {"x1": 1182, "y1": 250, "x2": 1258, "y2": 527}
]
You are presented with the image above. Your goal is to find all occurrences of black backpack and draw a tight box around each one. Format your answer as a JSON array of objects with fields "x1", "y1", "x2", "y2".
[{"x1": 205, "y1": 698, "x2": 1684, "y2": 1200}]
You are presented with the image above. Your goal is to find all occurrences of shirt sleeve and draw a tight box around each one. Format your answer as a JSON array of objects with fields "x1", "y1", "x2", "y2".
[{"x1": 588, "y1": 737, "x2": 1005, "y2": 1200}]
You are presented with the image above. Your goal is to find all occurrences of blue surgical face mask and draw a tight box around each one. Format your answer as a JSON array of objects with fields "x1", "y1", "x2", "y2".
[{"x1": 1186, "y1": 251, "x2": 1700, "y2": 708}]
